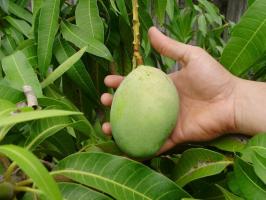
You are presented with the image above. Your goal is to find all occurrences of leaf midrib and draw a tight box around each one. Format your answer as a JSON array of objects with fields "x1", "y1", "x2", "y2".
[
  {"x1": 51, "y1": 169, "x2": 153, "y2": 200},
  {"x1": 228, "y1": 17, "x2": 266, "y2": 70},
  {"x1": 176, "y1": 161, "x2": 232, "y2": 186}
]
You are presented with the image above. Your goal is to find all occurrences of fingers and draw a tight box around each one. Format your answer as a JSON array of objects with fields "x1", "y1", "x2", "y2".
[
  {"x1": 156, "y1": 138, "x2": 177, "y2": 155},
  {"x1": 101, "y1": 93, "x2": 113, "y2": 106},
  {"x1": 148, "y1": 27, "x2": 191, "y2": 63},
  {"x1": 102, "y1": 122, "x2": 112, "y2": 136},
  {"x1": 104, "y1": 75, "x2": 124, "y2": 88}
]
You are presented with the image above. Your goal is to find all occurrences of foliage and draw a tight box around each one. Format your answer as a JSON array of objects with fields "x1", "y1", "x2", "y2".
[{"x1": 0, "y1": 0, "x2": 265, "y2": 199}]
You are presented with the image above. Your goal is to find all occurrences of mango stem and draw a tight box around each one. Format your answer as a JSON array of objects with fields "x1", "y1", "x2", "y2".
[{"x1": 132, "y1": 0, "x2": 143, "y2": 69}]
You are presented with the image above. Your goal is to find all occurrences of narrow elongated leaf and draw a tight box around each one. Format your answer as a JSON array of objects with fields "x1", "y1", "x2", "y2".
[
  {"x1": 0, "y1": 82, "x2": 24, "y2": 103},
  {"x1": 154, "y1": 0, "x2": 167, "y2": 25},
  {"x1": 216, "y1": 185, "x2": 244, "y2": 200},
  {"x1": 5, "y1": 16, "x2": 31, "y2": 38},
  {"x1": 5, "y1": 26, "x2": 24, "y2": 44},
  {"x1": 41, "y1": 46, "x2": 87, "y2": 88},
  {"x1": 234, "y1": 157, "x2": 266, "y2": 199},
  {"x1": 173, "y1": 148, "x2": 232, "y2": 187},
  {"x1": 1, "y1": 35, "x2": 16, "y2": 55},
  {"x1": 59, "y1": 182, "x2": 112, "y2": 200},
  {"x1": 53, "y1": 152, "x2": 191, "y2": 200},
  {"x1": 54, "y1": 38, "x2": 99, "y2": 103},
  {"x1": 221, "y1": 0, "x2": 266, "y2": 75},
  {"x1": 8, "y1": 1, "x2": 32, "y2": 23},
  {"x1": 210, "y1": 135, "x2": 248, "y2": 152},
  {"x1": 0, "y1": 145, "x2": 62, "y2": 200},
  {"x1": 37, "y1": 0, "x2": 60, "y2": 76},
  {"x1": 25, "y1": 116, "x2": 73, "y2": 150},
  {"x1": 253, "y1": 150, "x2": 266, "y2": 184},
  {"x1": 75, "y1": 0, "x2": 104, "y2": 42},
  {"x1": 1, "y1": 51, "x2": 42, "y2": 97},
  {"x1": 116, "y1": 0, "x2": 130, "y2": 25},
  {"x1": 18, "y1": 39, "x2": 38, "y2": 67},
  {"x1": 61, "y1": 21, "x2": 113, "y2": 61},
  {"x1": 0, "y1": 109, "x2": 81, "y2": 127}
]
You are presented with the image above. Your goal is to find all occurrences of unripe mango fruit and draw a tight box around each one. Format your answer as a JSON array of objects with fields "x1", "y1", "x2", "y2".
[
  {"x1": 0, "y1": 182, "x2": 14, "y2": 200},
  {"x1": 110, "y1": 65, "x2": 179, "y2": 157}
]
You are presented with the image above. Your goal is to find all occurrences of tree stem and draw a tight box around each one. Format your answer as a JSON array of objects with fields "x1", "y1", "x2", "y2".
[{"x1": 132, "y1": 0, "x2": 143, "y2": 69}]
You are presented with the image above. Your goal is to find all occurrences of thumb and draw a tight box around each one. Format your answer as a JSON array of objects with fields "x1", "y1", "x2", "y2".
[{"x1": 148, "y1": 27, "x2": 191, "y2": 63}]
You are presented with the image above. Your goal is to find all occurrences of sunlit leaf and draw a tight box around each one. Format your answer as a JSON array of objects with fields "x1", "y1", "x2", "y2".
[
  {"x1": 53, "y1": 152, "x2": 191, "y2": 199},
  {"x1": 173, "y1": 148, "x2": 232, "y2": 187},
  {"x1": 41, "y1": 46, "x2": 87, "y2": 88},
  {"x1": 0, "y1": 145, "x2": 62, "y2": 200},
  {"x1": 5, "y1": 16, "x2": 31, "y2": 38},
  {"x1": 37, "y1": 0, "x2": 60, "y2": 76}
]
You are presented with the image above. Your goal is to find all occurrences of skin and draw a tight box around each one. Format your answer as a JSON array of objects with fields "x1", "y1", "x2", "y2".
[{"x1": 101, "y1": 27, "x2": 266, "y2": 154}]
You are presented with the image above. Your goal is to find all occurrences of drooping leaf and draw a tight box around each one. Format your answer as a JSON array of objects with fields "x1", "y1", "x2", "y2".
[
  {"x1": 209, "y1": 135, "x2": 248, "y2": 152},
  {"x1": 173, "y1": 148, "x2": 232, "y2": 187},
  {"x1": 0, "y1": 145, "x2": 62, "y2": 200},
  {"x1": 116, "y1": 0, "x2": 130, "y2": 25},
  {"x1": 37, "y1": 0, "x2": 60, "y2": 76},
  {"x1": 154, "y1": 0, "x2": 167, "y2": 25},
  {"x1": 25, "y1": 116, "x2": 73, "y2": 150},
  {"x1": 5, "y1": 16, "x2": 31, "y2": 38},
  {"x1": 18, "y1": 39, "x2": 38, "y2": 67},
  {"x1": 1, "y1": 51, "x2": 43, "y2": 97},
  {"x1": 8, "y1": 1, "x2": 32, "y2": 23},
  {"x1": 53, "y1": 38, "x2": 99, "y2": 104},
  {"x1": 59, "y1": 182, "x2": 112, "y2": 200},
  {"x1": 75, "y1": 0, "x2": 104, "y2": 42},
  {"x1": 5, "y1": 26, "x2": 24, "y2": 44},
  {"x1": 41, "y1": 46, "x2": 87, "y2": 88},
  {"x1": 241, "y1": 133, "x2": 266, "y2": 162},
  {"x1": 221, "y1": 0, "x2": 266, "y2": 75},
  {"x1": 0, "y1": 109, "x2": 81, "y2": 127},
  {"x1": 1, "y1": 35, "x2": 16, "y2": 55},
  {"x1": 234, "y1": 157, "x2": 266, "y2": 199},
  {"x1": 53, "y1": 152, "x2": 191, "y2": 199},
  {"x1": 252, "y1": 150, "x2": 266, "y2": 184},
  {"x1": 0, "y1": 82, "x2": 24, "y2": 103},
  {"x1": 216, "y1": 185, "x2": 244, "y2": 200},
  {"x1": 198, "y1": 14, "x2": 207, "y2": 37},
  {"x1": 61, "y1": 21, "x2": 113, "y2": 61}
]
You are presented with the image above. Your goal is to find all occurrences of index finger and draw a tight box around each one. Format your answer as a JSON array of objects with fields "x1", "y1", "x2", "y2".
[{"x1": 104, "y1": 75, "x2": 124, "y2": 88}]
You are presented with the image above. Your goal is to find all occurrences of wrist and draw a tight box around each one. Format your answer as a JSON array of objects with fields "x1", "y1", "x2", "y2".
[{"x1": 234, "y1": 78, "x2": 266, "y2": 135}]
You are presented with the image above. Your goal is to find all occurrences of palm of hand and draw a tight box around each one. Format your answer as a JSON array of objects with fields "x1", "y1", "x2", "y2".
[{"x1": 165, "y1": 48, "x2": 237, "y2": 152}]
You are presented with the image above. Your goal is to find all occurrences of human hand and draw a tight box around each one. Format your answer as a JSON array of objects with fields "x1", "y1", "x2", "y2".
[{"x1": 101, "y1": 27, "x2": 239, "y2": 153}]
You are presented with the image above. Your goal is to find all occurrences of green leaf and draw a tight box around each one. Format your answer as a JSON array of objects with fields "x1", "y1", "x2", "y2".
[
  {"x1": 221, "y1": 0, "x2": 266, "y2": 76},
  {"x1": 209, "y1": 135, "x2": 248, "y2": 152},
  {"x1": 241, "y1": 133, "x2": 266, "y2": 162},
  {"x1": 41, "y1": 46, "x2": 87, "y2": 88},
  {"x1": 252, "y1": 150, "x2": 266, "y2": 184},
  {"x1": 37, "y1": 0, "x2": 60, "y2": 76},
  {"x1": 54, "y1": 38, "x2": 99, "y2": 104},
  {"x1": 18, "y1": 39, "x2": 38, "y2": 67},
  {"x1": 53, "y1": 152, "x2": 191, "y2": 199},
  {"x1": 6, "y1": 26, "x2": 24, "y2": 44},
  {"x1": 75, "y1": 0, "x2": 104, "y2": 42},
  {"x1": 1, "y1": 35, "x2": 16, "y2": 55},
  {"x1": 25, "y1": 116, "x2": 73, "y2": 150},
  {"x1": 173, "y1": 148, "x2": 232, "y2": 187},
  {"x1": 116, "y1": 0, "x2": 130, "y2": 25},
  {"x1": 198, "y1": 0, "x2": 221, "y2": 25},
  {"x1": 216, "y1": 185, "x2": 244, "y2": 200},
  {"x1": 154, "y1": 0, "x2": 167, "y2": 25},
  {"x1": 8, "y1": 1, "x2": 32, "y2": 23},
  {"x1": 5, "y1": 16, "x2": 31, "y2": 38},
  {"x1": 1, "y1": 51, "x2": 43, "y2": 97},
  {"x1": 59, "y1": 182, "x2": 112, "y2": 200},
  {"x1": 234, "y1": 157, "x2": 266, "y2": 199},
  {"x1": 198, "y1": 14, "x2": 207, "y2": 37},
  {"x1": 0, "y1": 145, "x2": 62, "y2": 200},
  {"x1": 61, "y1": 21, "x2": 113, "y2": 61},
  {"x1": 166, "y1": 0, "x2": 175, "y2": 21},
  {"x1": 0, "y1": 82, "x2": 24, "y2": 103},
  {"x1": 0, "y1": 0, "x2": 9, "y2": 13},
  {"x1": 0, "y1": 109, "x2": 81, "y2": 127}
]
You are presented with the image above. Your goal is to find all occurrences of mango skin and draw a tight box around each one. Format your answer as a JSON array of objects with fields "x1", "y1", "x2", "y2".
[{"x1": 110, "y1": 65, "x2": 179, "y2": 157}]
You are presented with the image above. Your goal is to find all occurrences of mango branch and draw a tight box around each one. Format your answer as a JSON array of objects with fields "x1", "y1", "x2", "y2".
[{"x1": 132, "y1": 0, "x2": 143, "y2": 69}]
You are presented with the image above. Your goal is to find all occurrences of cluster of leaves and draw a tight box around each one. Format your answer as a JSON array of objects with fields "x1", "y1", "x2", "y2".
[{"x1": 0, "y1": 0, "x2": 265, "y2": 199}]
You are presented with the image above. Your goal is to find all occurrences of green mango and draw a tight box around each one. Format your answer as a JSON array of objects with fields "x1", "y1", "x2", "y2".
[{"x1": 111, "y1": 66, "x2": 179, "y2": 157}]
